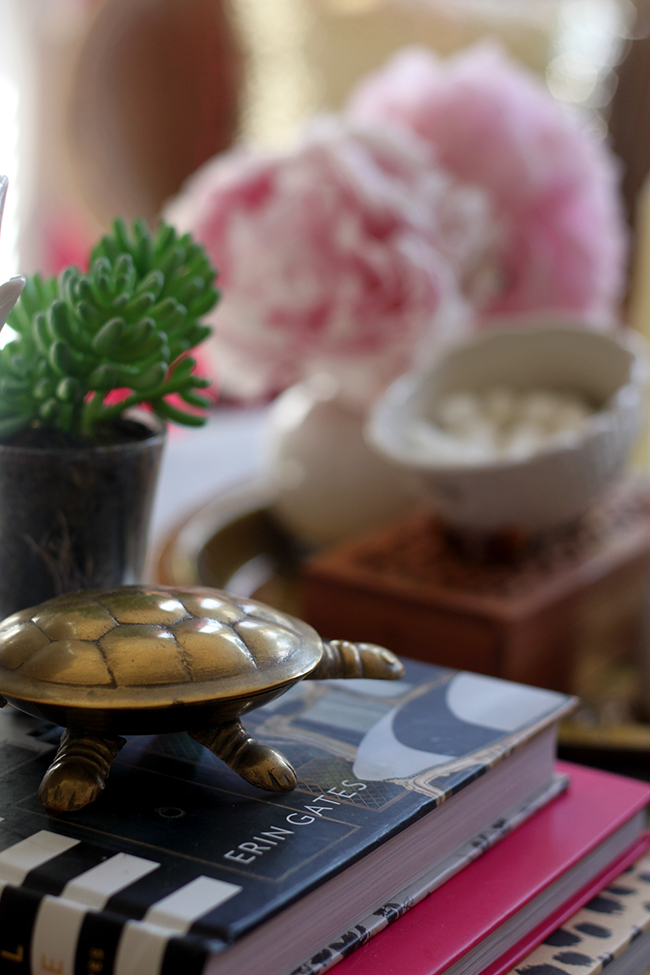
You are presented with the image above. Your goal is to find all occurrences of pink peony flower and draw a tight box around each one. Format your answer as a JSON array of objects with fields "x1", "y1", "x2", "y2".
[
  {"x1": 347, "y1": 44, "x2": 628, "y2": 325},
  {"x1": 165, "y1": 118, "x2": 488, "y2": 406}
]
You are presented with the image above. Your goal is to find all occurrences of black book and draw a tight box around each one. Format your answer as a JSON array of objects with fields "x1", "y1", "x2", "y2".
[{"x1": 0, "y1": 659, "x2": 574, "y2": 975}]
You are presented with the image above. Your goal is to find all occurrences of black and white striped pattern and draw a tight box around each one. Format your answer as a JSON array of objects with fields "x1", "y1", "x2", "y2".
[
  {"x1": 0, "y1": 779, "x2": 561, "y2": 975},
  {"x1": 0, "y1": 830, "x2": 241, "y2": 975}
]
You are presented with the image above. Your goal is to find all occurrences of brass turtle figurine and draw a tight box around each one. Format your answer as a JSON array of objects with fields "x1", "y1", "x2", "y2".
[{"x1": 0, "y1": 585, "x2": 404, "y2": 813}]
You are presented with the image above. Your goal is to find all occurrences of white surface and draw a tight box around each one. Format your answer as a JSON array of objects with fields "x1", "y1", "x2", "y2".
[
  {"x1": 113, "y1": 877, "x2": 243, "y2": 975},
  {"x1": 146, "y1": 406, "x2": 269, "y2": 575},
  {"x1": 265, "y1": 378, "x2": 416, "y2": 545},
  {"x1": 144, "y1": 876, "x2": 242, "y2": 931},
  {"x1": 354, "y1": 707, "x2": 455, "y2": 780},
  {"x1": 31, "y1": 896, "x2": 86, "y2": 975},
  {"x1": 446, "y1": 673, "x2": 568, "y2": 732},
  {"x1": 0, "y1": 830, "x2": 79, "y2": 885},
  {"x1": 114, "y1": 921, "x2": 171, "y2": 975},
  {"x1": 62, "y1": 852, "x2": 160, "y2": 910}
]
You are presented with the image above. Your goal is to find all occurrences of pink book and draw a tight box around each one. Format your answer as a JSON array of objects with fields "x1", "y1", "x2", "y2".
[{"x1": 328, "y1": 761, "x2": 650, "y2": 975}]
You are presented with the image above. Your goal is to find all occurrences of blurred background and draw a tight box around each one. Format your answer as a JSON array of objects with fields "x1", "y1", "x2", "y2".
[
  {"x1": 5, "y1": 0, "x2": 650, "y2": 741},
  {"x1": 3, "y1": 0, "x2": 650, "y2": 783},
  {"x1": 1, "y1": 0, "x2": 649, "y2": 281}
]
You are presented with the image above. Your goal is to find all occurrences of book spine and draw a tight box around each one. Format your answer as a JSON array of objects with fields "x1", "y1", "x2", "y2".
[
  {"x1": 0, "y1": 775, "x2": 569, "y2": 975},
  {"x1": 0, "y1": 885, "x2": 212, "y2": 975},
  {"x1": 0, "y1": 882, "x2": 41, "y2": 973},
  {"x1": 74, "y1": 908, "x2": 126, "y2": 975},
  {"x1": 502, "y1": 846, "x2": 650, "y2": 975}
]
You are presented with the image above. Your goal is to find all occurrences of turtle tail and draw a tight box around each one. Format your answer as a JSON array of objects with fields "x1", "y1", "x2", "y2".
[{"x1": 308, "y1": 640, "x2": 404, "y2": 681}]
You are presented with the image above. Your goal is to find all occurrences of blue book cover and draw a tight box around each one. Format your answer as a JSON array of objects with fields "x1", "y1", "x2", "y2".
[{"x1": 0, "y1": 660, "x2": 574, "y2": 975}]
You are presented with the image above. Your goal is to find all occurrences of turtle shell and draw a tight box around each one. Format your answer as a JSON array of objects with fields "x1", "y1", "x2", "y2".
[{"x1": 0, "y1": 585, "x2": 322, "y2": 712}]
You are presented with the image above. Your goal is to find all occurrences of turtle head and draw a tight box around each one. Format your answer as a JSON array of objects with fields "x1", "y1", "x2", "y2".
[{"x1": 308, "y1": 639, "x2": 404, "y2": 681}]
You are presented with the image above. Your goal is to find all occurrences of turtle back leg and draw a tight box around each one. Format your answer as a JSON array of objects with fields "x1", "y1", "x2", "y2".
[
  {"x1": 189, "y1": 720, "x2": 297, "y2": 792},
  {"x1": 308, "y1": 640, "x2": 404, "y2": 681},
  {"x1": 39, "y1": 729, "x2": 125, "y2": 814}
]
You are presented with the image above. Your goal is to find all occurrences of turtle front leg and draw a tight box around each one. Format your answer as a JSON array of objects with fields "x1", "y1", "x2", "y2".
[
  {"x1": 189, "y1": 721, "x2": 297, "y2": 792},
  {"x1": 39, "y1": 730, "x2": 125, "y2": 814},
  {"x1": 309, "y1": 640, "x2": 404, "y2": 681}
]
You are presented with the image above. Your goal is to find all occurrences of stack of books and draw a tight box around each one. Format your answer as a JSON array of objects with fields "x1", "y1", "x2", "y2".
[{"x1": 0, "y1": 657, "x2": 647, "y2": 975}]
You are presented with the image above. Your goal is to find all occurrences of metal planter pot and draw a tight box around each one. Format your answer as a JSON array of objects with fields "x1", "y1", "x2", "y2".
[{"x1": 0, "y1": 411, "x2": 165, "y2": 618}]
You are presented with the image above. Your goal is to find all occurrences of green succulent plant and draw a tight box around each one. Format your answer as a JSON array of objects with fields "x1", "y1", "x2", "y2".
[{"x1": 0, "y1": 218, "x2": 219, "y2": 441}]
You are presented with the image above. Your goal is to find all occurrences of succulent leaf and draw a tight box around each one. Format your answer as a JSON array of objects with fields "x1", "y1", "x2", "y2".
[
  {"x1": 92, "y1": 318, "x2": 126, "y2": 355},
  {"x1": 1, "y1": 219, "x2": 217, "y2": 439}
]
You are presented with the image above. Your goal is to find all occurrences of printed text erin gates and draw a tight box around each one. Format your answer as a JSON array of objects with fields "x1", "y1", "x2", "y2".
[{"x1": 223, "y1": 780, "x2": 367, "y2": 865}]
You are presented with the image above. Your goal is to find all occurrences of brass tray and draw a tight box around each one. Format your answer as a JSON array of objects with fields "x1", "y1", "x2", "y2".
[
  {"x1": 156, "y1": 482, "x2": 308, "y2": 617},
  {"x1": 155, "y1": 484, "x2": 650, "y2": 779}
]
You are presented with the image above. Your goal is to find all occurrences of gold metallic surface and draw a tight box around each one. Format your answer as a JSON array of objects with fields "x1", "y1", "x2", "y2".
[
  {"x1": 33, "y1": 603, "x2": 116, "y2": 642},
  {"x1": 311, "y1": 640, "x2": 404, "y2": 681},
  {"x1": 38, "y1": 730, "x2": 125, "y2": 814},
  {"x1": 0, "y1": 585, "x2": 321, "y2": 707},
  {"x1": 0, "y1": 584, "x2": 404, "y2": 812},
  {"x1": 189, "y1": 722, "x2": 297, "y2": 792}
]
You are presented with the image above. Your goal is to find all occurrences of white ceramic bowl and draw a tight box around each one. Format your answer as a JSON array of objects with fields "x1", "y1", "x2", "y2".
[{"x1": 367, "y1": 325, "x2": 648, "y2": 532}]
